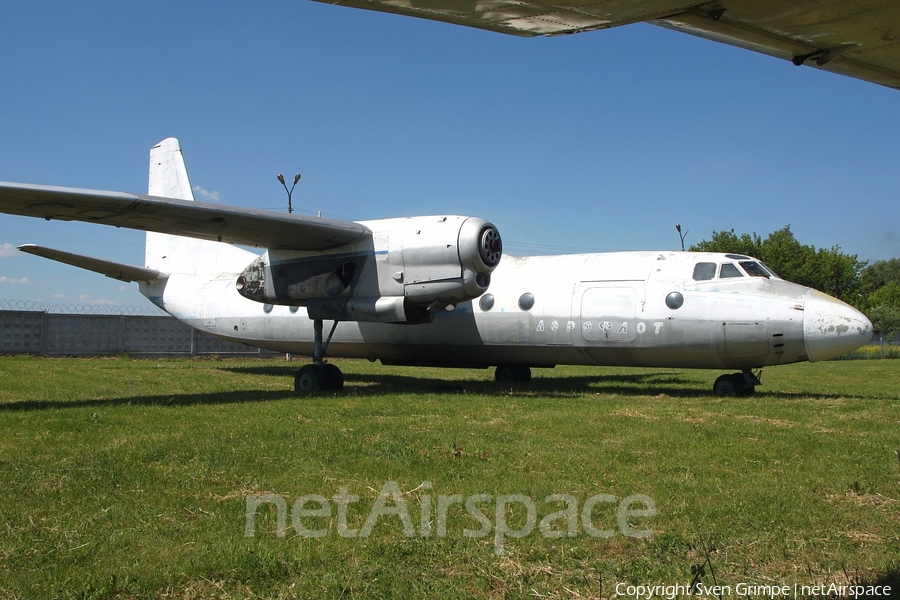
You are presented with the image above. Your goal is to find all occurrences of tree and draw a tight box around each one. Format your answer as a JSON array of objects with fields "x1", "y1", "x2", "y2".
[
  {"x1": 858, "y1": 258, "x2": 900, "y2": 307},
  {"x1": 690, "y1": 229, "x2": 762, "y2": 258},
  {"x1": 867, "y1": 281, "x2": 900, "y2": 335}
]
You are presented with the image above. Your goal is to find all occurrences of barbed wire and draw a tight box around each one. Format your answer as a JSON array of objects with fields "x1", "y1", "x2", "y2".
[{"x1": 0, "y1": 298, "x2": 168, "y2": 316}]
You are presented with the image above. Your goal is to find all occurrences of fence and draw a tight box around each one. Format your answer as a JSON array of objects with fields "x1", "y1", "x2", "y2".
[
  {"x1": 840, "y1": 332, "x2": 899, "y2": 360},
  {"x1": 0, "y1": 310, "x2": 277, "y2": 357}
]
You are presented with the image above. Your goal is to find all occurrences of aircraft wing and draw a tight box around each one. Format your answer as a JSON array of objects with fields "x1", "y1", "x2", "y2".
[
  {"x1": 0, "y1": 182, "x2": 371, "y2": 251},
  {"x1": 314, "y1": 0, "x2": 900, "y2": 90}
]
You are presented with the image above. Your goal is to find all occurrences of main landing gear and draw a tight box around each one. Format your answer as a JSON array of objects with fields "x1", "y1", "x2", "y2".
[
  {"x1": 495, "y1": 364, "x2": 532, "y2": 382},
  {"x1": 713, "y1": 370, "x2": 761, "y2": 397},
  {"x1": 294, "y1": 319, "x2": 344, "y2": 392}
]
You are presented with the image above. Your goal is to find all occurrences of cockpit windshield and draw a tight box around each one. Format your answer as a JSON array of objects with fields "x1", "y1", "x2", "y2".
[
  {"x1": 739, "y1": 261, "x2": 769, "y2": 278},
  {"x1": 692, "y1": 259, "x2": 781, "y2": 281},
  {"x1": 760, "y1": 262, "x2": 779, "y2": 278}
]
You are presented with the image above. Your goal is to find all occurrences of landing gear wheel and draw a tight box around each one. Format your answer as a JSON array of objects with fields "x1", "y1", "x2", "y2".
[
  {"x1": 295, "y1": 364, "x2": 325, "y2": 392},
  {"x1": 518, "y1": 365, "x2": 532, "y2": 382},
  {"x1": 294, "y1": 363, "x2": 344, "y2": 393},
  {"x1": 713, "y1": 372, "x2": 755, "y2": 397},
  {"x1": 495, "y1": 365, "x2": 532, "y2": 383},
  {"x1": 322, "y1": 363, "x2": 344, "y2": 391}
]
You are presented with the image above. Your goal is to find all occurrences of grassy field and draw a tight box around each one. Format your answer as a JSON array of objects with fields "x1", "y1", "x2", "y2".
[{"x1": 0, "y1": 356, "x2": 897, "y2": 599}]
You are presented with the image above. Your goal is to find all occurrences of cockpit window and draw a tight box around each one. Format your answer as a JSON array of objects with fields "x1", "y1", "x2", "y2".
[
  {"x1": 739, "y1": 260, "x2": 771, "y2": 278},
  {"x1": 760, "y1": 262, "x2": 779, "y2": 278},
  {"x1": 692, "y1": 262, "x2": 716, "y2": 281},
  {"x1": 719, "y1": 263, "x2": 743, "y2": 278}
]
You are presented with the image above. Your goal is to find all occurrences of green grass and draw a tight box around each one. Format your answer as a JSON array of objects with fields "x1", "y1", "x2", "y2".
[{"x1": 0, "y1": 356, "x2": 898, "y2": 598}]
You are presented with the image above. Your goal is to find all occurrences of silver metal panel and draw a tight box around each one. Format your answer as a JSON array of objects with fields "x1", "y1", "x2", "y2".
[
  {"x1": 315, "y1": 0, "x2": 900, "y2": 89},
  {"x1": 716, "y1": 322, "x2": 771, "y2": 360},
  {"x1": 580, "y1": 285, "x2": 637, "y2": 343}
]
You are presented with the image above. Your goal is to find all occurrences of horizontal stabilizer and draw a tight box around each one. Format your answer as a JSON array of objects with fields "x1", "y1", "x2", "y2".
[
  {"x1": 0, "y1": 182, "x2": 371, "y2": 251},
  {"x1": 18, "y1": 244, "x2": 166, "y2": 283}
]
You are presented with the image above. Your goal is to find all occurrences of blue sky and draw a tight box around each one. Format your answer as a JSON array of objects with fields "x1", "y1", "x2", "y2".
[{"x1": 0, "y1": 1, "x2": 897, "y2": 310}]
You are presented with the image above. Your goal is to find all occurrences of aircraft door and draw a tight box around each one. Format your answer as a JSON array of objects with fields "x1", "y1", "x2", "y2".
[
  {"x1": 578, "y1": 284, "x2": 639, "y2": 343},
  {"x1": 715, "y1": 323, "x2": 770, "y2": 361}
]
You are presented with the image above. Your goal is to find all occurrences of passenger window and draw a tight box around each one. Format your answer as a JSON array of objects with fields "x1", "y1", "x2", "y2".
[
  {"x1": 740, "y1": 261, "x2": 770, "y2": 278},
  {"x1": 719, "y1": 263, "x2": 743, "y2": 278},
  {"x1": 692, "y1": 262, "x2": 716, "y2": 281}
]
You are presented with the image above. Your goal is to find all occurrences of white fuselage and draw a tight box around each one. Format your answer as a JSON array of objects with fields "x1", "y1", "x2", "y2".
[{"x1": 142, "y1": 250, "x2": 872, "y2": 371}]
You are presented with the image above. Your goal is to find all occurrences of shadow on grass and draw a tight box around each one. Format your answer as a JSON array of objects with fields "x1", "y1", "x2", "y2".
[
  {"x1": 334, "y1": 371, "x2": 714, "y2": 398},
  {"x1": 219, "y1": 364, "x2": 881, "y2": 401},
  {"x1": 0, "y1": 366, "x2": 876, "y2": 412},
  {"x1": 0, "y1": 369, "x2": 708, "y2": 411},
  {"x1": 223, "y1": 364, "x2": 709, "y2": 397},
  {"x1": 0, "y1": 389, "x2": 299, "y2": 412}
]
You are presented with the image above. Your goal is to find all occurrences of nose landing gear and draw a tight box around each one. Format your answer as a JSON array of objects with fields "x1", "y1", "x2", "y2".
[{"x1": 713, "y1": 370, "x2": 761, "y2": 397}]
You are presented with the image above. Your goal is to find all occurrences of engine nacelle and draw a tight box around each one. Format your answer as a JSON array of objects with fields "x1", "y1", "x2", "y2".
[
  {"x1": 401, "y1": 216, "x2": 501, "y2": 311},
  {"x1": 234, "y1": 215, "x2": 501, "y2": 322}
]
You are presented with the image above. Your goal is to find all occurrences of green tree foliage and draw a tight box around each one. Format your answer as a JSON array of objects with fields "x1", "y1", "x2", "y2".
[
  {"x1": 865, "y1": 280, "x2": 900, "y2": 335},
  {"x1": 690, "y1": 226, "x2": 867, "y2": 305},
  {"x1": 859, "y1": 258, "x2": 900, "y2": 301}
]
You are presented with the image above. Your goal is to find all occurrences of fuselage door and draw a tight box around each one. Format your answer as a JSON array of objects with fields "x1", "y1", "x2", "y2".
[
  {"x1": 578, "y1": 284, "x2": 639, "y2": 343},
  {"x1": 716, "y1": 322, "x2": 771, "y2": 360}
]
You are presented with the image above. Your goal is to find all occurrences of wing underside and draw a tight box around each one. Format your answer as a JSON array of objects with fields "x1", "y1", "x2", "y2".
[
  {"x1": 0, "y1": 182, "x2": 371, "y2": 252},
  {"x1": 316, "y1": 0, "x2": 900, "y2": 90}
]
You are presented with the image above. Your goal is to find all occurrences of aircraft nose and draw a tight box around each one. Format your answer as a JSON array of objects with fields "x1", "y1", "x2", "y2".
[{"x1": 803, "y1": 289, "x2": 873, "y2": 361}]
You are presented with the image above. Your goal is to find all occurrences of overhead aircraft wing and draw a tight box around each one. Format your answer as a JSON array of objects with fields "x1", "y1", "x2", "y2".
[
  {"x1": 0, "y1": 182, "x2": 371, "y2": 251},
  {"x1": 18, "y1": 244, "x2": 166, "y2": 284},
  {"x1": 313, "y1": 0, "x2": 900, "y2": 90}
]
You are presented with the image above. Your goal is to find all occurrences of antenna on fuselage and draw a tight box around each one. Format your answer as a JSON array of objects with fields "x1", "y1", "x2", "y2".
[
  {"x1": 277, "y1": 172, "x2": 301, "y2": 214},
  {"x1": 676, "y1": 223, "x2": 689, "y2": 251}
]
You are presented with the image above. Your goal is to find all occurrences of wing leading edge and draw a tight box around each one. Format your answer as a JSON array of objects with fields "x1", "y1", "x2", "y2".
[
  {"x1": 0, "y1": 182, "x2": 371, "y2": 252},
  {"x1": 315, "y1": 0, "x2": 900, "y2": 90}
]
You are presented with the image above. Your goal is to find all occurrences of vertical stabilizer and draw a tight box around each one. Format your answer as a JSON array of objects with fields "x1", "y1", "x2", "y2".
[
  {"x1": 144, "y1": 138, "x2": 256, "y2": 275},
  {"x1": 148, "y1": 137, "x2": 194, "y2": 201}
]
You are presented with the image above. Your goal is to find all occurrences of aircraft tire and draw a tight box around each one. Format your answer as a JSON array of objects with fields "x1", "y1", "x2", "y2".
[
  {"x1": 495, "y1": 364, "x2": 531, "y2": 383},
  {"x1": 713, "y1": 374, "x2": 738, "y2": 397},
  {"x1": 322, "y1": 363, "x2": 344, "y2": 391},
  {"x1": 714, "y1": 373, "x2": 754, "y2": 397},
  {"x1": 295, "y1": 364, "x2": 325, "y2": 392},
  {"x1": 519, "y1": 366, "x2": 532, "y2": 382}
]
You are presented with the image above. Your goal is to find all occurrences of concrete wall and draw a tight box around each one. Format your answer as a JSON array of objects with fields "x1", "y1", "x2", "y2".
[{"x1": 0, "y1": 311, "x2": 277, "y2": 357}]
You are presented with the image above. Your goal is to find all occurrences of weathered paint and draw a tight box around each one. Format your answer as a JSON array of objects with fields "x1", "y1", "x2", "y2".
[{"x1": 144, "y1": 249, "x2": 872, "y2": 371}]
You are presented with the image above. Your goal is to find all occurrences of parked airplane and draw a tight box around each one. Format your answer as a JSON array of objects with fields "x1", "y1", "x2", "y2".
[
  {"x1": 0, "y1": 139, "x2": 872, "y2": 395},
  {"x1": 311, "y1": 0, "x2": 900, "y2": 90}
]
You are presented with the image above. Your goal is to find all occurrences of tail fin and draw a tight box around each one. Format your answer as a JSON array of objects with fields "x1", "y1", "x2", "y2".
[
  {"x1": 145, "y1": 138, "x2": 256, "y2": 275},
  {"x1": 148, "y1": 137, "x2": 194, "y2": 201}
]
